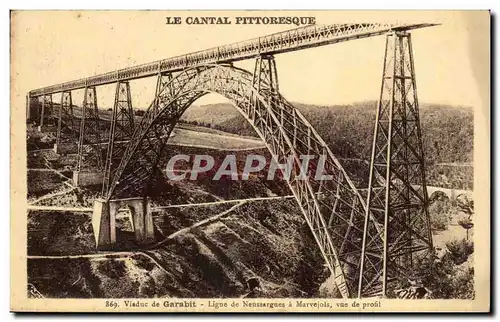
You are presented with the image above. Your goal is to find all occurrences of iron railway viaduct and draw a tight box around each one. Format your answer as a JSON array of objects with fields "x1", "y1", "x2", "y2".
[{"x1": 27, "y1": 23, "x2": 438, "y2": 298}]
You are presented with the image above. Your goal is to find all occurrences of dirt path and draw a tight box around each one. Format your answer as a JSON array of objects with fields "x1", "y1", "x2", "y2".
[
  {"x1": 27, "y1": 205, "x2": 92, "y2": 212},
  {"x1": 152, "y1": 195, "x2": 294, "y2": 210},
  {"x1": 28, "y1": 168, "x2": 61, "y2": 172},
  {"x1": 28, "y1": 186, "x2": 77, "y2": 205},
  {"x1": 41, "y1": 156, "x2": 74, "y2": 184},
  {"x1": 27, "y1": 251, "x2": 172, "y2": 277}
]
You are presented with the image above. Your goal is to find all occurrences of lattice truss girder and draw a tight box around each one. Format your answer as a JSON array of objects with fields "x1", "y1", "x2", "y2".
[
  {"x1": 55, "y1": 91, "x2": 77, "y2": 146},
  {"x1": 103, "y1": 59, "x2": 386, "y2": 299},
  {"x1": 358, "y1": 32, "x2": 433, "y2": 298},
  {"x1": 76, "y1": 86, "x2": 105, "y2": 171}
]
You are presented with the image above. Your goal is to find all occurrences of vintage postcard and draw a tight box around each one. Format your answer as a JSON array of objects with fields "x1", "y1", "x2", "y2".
[{"x1": 10, "y1": 10, "x2": 490, "y2": 312}]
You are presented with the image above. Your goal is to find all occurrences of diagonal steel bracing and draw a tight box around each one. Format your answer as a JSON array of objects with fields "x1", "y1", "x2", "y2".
[
  {"x1": 100, "y1": 60, "x2": 385, "y2": 299},
  {"x1": 27, "y1": 23, "x2": 438, "y2": 299},
  {"x1": 39, "y1": 94, "x2": 53, "y2": 128},
  {"x1": 55, "y1": 91, "x2": 76, "y2": 147},
  {"x1": 358, "y1": 32, "x2": 433, "y2": 298},
  {"x1": 29, "y1": 23, "x2": 437, "y2": 97},
  {"x1": 102, "y1": 81, "x2": 135, "y2": 195},
  {"x1": 76, "y1": 86, "x2": 105, "y2": 171}
]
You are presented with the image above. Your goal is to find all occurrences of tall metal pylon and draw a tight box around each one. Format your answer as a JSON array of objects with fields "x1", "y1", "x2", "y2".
[
  {"x1": 358, "y1": 32, "x2": 433, "y2": 298},
  {"x1": 252, "y1": 54, "x2": 279, "y2": 94},
  {"x1": 76, "y1": 86, "x2": 103, "y2": 172},
  {"x1": 102, "y1": 81, "x2": 135, "y2": 196},
  {"x1": 55, "y1": 91, "x2": 75, "y2": 147},
  {"x1": 142, "y1": 72, "x2": 174, "y2": 196},
  {"x1": 39, "y1": 94, "x2": 53, "y2": 128},
  {"x1": 155, "y1": 71, "x2": 173, "y2": 104}
]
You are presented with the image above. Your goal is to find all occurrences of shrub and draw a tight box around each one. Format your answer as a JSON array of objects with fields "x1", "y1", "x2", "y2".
[
  {"x1": 429, "y1": 200, "x2": 451, "y2": 231},
  {"x1": 409, "y1": 248, "x2": 475, "y2": 299},
  {"x1": 446, "y1": 239, "x2": 474, "y2": 265}
]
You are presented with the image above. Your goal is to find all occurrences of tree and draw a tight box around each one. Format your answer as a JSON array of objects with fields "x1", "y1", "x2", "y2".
[
  {"x1": 458, "y1": 218, "x2": 474, "y2": 240},
  {"x1": 456, "y1": 194, "x2": 474, "y2": 240}
]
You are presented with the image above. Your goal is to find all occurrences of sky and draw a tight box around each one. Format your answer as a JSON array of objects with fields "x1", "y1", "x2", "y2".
[{"x1": 11, "y1": 11, "x2": 488, "y2": 110}]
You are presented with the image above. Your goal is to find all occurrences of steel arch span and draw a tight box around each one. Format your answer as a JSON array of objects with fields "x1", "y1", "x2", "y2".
[{"x1": 104, "y1": 63, "x2": 384, "y2": 298}]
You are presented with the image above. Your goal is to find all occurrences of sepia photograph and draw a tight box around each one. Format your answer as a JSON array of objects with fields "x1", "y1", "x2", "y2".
[{"x1": 10, "y1": 10, "x2": 490, "y2": 312}]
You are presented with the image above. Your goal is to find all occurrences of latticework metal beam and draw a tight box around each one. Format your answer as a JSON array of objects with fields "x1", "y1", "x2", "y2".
[
  {"x1": 100, "y1": 63, "x2": 386, "y2": 299},
  {"x1": 55, "y1": 91, "x2": 76, "y2": 147},
  {"x1": 102, "y1": 81, "x2": 135, "y2": 195},
  {"x1": 76, "y1": 86, "x2": 105, "y2": 171},
  {"x1": 27, "y1": 22, "x2": 438, "y2": 299},
  {"x1": 358, "y1": 32, "x2": 433, "y2": 298}
]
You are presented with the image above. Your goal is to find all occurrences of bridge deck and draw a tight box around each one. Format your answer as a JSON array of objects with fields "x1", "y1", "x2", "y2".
[{"x1": 29, "y1": 23, "x2": 436, "y2": 97}]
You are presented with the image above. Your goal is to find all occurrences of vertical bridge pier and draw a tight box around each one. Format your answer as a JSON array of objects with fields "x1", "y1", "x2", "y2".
[
  {"x1": 358, "y1": 31, "x2": 433, "y2": 298},
  {"x1": 37, "y1": 94, "x2": 56, "y2": 132},
  {"x1": 73, "y1": 86, "x2": 105, "y2": 187},
  {"x1": 26, "y1": 95, "x2": 41, "y2": 123},
  {"x1": 92, "y1": 197, "x2": 154, "y2": 250}
]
